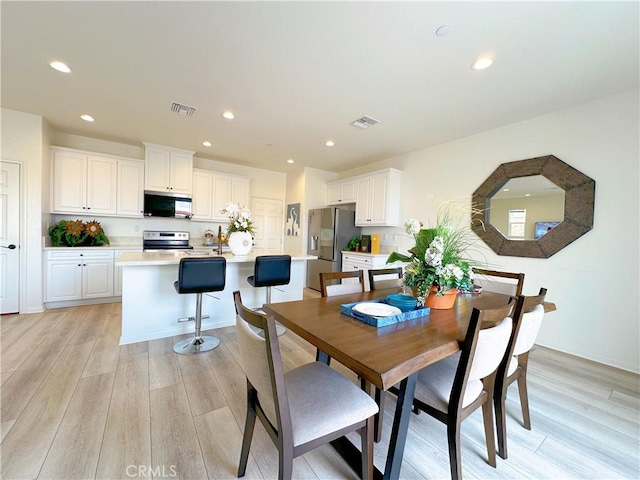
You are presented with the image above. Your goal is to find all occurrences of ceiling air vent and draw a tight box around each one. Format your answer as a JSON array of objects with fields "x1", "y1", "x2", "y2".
[
  {"x1": 170, "y1": 102, "x2": 198, "y2": 117},
  {"x1": 350, "y1": 115, "x2": 380, "y2": 129}
]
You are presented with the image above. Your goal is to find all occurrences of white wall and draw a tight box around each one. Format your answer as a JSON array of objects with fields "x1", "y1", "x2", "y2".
[
  {"x1": 1, "y1": 108, "x2": 49, "y2": 313},
  {"x1": 342, "y1": 89, "x2": 640, "y2": 373}
]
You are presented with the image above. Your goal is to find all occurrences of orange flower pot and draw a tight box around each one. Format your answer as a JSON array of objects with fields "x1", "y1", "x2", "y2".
[{"x1": 423, "y1": 286, "x2": 459, "y2": 309}]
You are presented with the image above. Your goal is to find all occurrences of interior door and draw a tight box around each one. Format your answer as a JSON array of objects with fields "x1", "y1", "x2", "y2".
[
  {"x1": 0, "y1": 161, "x2": 20, "y2": 313},
  {"x1": 251, "y1": 198, "x2": 283, "y2": 253}
]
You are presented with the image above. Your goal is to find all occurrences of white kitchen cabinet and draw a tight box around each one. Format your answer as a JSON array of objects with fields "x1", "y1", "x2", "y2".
[
  {"x1": 342, "y1": 252, "x2": 392, "y2": 291},
  {"x1": 192, "y1": 169, "x2": 250, "y2": 222},
  {"x1": 143, "y1": 142, "x2": 194, "y2": 195},
  {"x1": 52, "y1": 148, "x2": 118, "y2": 215},
  {"x1": 117, "y1": 159, "x2": 144, "y2": 217},
  {"x1": 327, "y1": 179, "x2": 356, "y2": 205},
  {"x1": 46, "y1": 250, "x2": 114, "y2": 303},
  {"x1": 354, "y1": 168, "x2": 402, "y2": 227}
]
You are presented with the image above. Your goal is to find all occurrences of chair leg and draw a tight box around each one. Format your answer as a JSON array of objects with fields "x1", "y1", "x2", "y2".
[
  {"x1": 482, "y1": 398, "x2": 497, "y2": 467},
  {"x1": 278, "y1": 448, "x2": 293, "y2": 480},
  {"x1": 374, "y1": 387, "x2": 386, "y2": 443},
  {"x1": 238, "y1": 387, "x2": 257, "y2": 477},
  {"x1": 360, "y1": 416, "x2": 374, "y2": 480},
  {"x1": 517, "y1": 353, "x2": 532, "y2": 430},
  {"x1": 517, "y1": 372, "x2": 531, "y2": 430},
  {"x1": 495, "y1": 384, "x2": 509, "y2": 460},
  {"x1": 447, "y1": 419, "x2": 463, "y2": 480}
]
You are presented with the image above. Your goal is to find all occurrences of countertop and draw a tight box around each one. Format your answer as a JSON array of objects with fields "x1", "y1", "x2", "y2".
[
  {"x1": 44, "y1": 244, "x2": 143, "y2": 251},
  {"x1": 116, "y1": 250, "x2": 317, "y2": 266}
]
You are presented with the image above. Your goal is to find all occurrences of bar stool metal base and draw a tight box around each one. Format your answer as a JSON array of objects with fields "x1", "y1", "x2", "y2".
[{"x1": 173, "y1": 335, "x2": 220, "y2": 355}]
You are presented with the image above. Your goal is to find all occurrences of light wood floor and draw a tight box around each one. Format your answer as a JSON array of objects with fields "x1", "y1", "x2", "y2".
[{"x1": 1, "y1": 300, "x2": 638, "y2": 480}]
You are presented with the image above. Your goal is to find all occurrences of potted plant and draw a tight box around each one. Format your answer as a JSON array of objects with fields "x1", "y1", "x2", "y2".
[
  {"x1": 221, "y1": 202, "x2": 255, "y2": 255},
  {"x1": 346, "y1": 235, "x2": 361, "y2": 252},
  {"x1": 387, "y1": 199, "x2": 481, "y2": 309},
  {"x1": 48, "y1": 219, "x2": 110, "y2": 247}
]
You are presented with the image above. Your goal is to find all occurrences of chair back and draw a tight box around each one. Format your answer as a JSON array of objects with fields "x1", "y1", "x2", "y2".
[
  {"x1": 319, "y1": 270, "x2": 364, "y2": 297},
  {"x1": 233, "y1": 291, "x2": 289, "y2": 432},
  {"x1": 452, "y1": 299, "x2": 519, "y2": 409},
  {"x1": 368, "y1": 267, "x2": 403, "y2": 291},
  {"x1": 474, "y1": 268, "x2": 525, "y2": 297},
  {"x1": 499, "y1": 288, "x2": 547, "y2": 378},
  {"x1": 176, "y1": 257, "x2": 226, "y2": 293},
  {"x1": 252, "y1": 255, "x2": 292, "y2": 287},
  {"x1": 512, "y1": 289, "x2": 547, "y2": 355}
]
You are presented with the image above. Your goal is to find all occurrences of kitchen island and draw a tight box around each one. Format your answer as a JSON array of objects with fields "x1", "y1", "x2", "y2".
[{"x1": 116, "y1": 250, "x2": 316, "y2": 345}]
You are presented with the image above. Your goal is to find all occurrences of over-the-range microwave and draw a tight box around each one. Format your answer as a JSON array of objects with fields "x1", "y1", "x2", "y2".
[{"x1": 143, "y1": 191, "x2": 192, "y2": 219}]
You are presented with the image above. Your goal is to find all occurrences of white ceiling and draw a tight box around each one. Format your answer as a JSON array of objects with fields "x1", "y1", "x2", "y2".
[{"x1": 2, "y1": 1, "x2": 638, "y2": 173}]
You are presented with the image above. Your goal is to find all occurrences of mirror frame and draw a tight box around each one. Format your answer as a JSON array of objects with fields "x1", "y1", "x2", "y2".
[{"x1": 471, "y1": 155, "x2": 595, "y2": 258}]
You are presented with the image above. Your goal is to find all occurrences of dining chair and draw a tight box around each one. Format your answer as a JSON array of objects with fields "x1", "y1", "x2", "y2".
[
  {"x1": 494, "y1": 287, "x2": 547, "y2": 460},
  {"x1": 233, "y1": 290, "x2": 378, "y2": 480},
  {"x1": 368, "y1": 267, "x2": 403, "y2": 291},
  {"x1": 393, "y1": 298, "x2": 521, "y2": 480},
  {"x1": 473, "y1": 268, "x2": 525, "y2": 297},
  {"x1": 319, "y1": 270, "x2": 364, "y2": 297}
]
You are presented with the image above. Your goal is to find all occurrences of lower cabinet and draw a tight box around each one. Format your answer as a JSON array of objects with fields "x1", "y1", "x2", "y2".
[
  {"x1": 46, "y1": 250, "x2": 114, "y2": 303},
  {"x1": 341, "y1": 252, "x2": 391, "y2": 291}
]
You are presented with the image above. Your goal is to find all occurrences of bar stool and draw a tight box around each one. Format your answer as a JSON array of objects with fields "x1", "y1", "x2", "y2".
[
  {"x1": 173, "y1": 257, "x2": 226, "y2": 355},
  {"x1": 247, "y1": 255, "x2": 291, "y2": 336}
]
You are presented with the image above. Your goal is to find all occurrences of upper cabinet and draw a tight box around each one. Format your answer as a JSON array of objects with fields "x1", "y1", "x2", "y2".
[
  {"x1": 143, "y1": 142, "x2": 194, "y2": 195},
  {"x1": 191, "y1": 169, "x2": 250, "y2": 222},
  {"x1": 327, "y1": 168, "x2": 402, "y2": 227},
  {"x1": 51, "y1": 147, "x2": 144, "y2": 218},
  {"x1": 327, "y1": 178, "x2": 356, "y2": 205}
]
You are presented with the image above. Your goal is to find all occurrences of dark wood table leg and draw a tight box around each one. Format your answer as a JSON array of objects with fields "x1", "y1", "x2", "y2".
[{"x1": 383, "y1": 372, "x2": 417, "y2": 480}]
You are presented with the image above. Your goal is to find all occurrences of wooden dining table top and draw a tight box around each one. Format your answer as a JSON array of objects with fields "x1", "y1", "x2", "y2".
[{"x1": 263, "y1": 289, "x2": 556, "y2": 392}]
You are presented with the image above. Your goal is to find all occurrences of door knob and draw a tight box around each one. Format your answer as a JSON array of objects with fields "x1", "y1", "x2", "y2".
[{"x1": 1, "y1": 244, "x2": 16, "y2": 249}]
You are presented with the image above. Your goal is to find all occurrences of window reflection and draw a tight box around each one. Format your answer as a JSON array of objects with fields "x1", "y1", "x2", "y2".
[{"x1": 488, "y1": 176, "x2": 565, "y2": 241}]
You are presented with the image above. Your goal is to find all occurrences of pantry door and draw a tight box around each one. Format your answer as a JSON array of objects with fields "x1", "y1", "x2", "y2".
[
  {"x1": 0, "y1": 161, "x2": 20, "y2": 313},
  {"x1": 251, "y1": 198, "x2": 283, "y2": 253}
]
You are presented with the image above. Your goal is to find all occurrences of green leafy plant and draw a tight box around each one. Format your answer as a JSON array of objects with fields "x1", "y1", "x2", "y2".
[
  {"x1": 48, "y1": 219, "x2": 110, "y2": 247},
  {"x1": 387, "y1": 198, "x2": 483, "y2": 301},
  {"x1": 346, "y1": 235, "x2": 360, "y2": 251}
]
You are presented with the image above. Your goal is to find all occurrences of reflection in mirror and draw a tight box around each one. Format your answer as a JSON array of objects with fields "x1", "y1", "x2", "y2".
[
  {"x1": 488, "y1": 176, "x2": 565, "y2": 241},
  {"x1": 471, "y1": 155, "x2": 595, "y2": 258}
]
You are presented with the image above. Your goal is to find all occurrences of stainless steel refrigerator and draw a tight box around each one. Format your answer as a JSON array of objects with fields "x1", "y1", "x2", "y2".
[{"x1": 306, "y1": 208, "x2": 361, "y2": 291}]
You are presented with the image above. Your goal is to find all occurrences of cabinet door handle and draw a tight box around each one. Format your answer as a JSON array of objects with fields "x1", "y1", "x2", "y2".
[{"x1": 77, "y1": 264, "x2": 81, "y2": 267}]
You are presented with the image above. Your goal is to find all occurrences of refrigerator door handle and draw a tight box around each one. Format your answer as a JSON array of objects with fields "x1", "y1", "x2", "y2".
[{"x1": 310, "y1": 235, "x2": 318, "y2": 250}]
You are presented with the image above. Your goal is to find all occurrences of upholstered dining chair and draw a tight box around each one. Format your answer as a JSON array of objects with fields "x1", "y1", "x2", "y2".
[
  {"x1": 233, "y1": 291, "x2": 378, "y2": 480},
  {"x1": 393, "y1": 298, "x2": 521, "y2": 480},
  {"x1": 319, "y1": 270, "x2": 364, "y2": 297},
  {"x1": 494, "y1": 288, "x2": 547, "y2": 460},
  {"x1": 473, "y1": 268, "x2": 525, "y2": 297},
  {"x1": 368, "y1": 267, "x2": 403, "y2": 291}
]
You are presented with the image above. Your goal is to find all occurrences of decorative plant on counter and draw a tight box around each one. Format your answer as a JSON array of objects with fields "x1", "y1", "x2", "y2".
[
  {"x1": 387, "y1": 198, "x2": 482, "y2": 304},
  {"x1": 48, "y1": 219, "x2": 110, "y2": 247},
  {"x1": 220, "y1": 202, "x2": 254, "y2": 255},
  {"x1": 221, "y1": 202, "x2": 255, "y2": 235}
]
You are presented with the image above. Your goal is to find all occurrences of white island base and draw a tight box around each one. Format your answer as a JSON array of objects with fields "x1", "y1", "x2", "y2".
[{"x1": 117, "y1": 251, "x2": 315, "y2": 345}]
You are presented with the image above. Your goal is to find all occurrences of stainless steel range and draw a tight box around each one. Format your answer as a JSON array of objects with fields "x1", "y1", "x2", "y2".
[{"x1": 142, "y1": 230, "x2": 193, "y2": 252}]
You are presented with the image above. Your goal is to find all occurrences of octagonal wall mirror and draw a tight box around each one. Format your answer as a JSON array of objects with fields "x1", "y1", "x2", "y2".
[{"x1": 471, "y1": 155, "x2": 595, "y2": 258}]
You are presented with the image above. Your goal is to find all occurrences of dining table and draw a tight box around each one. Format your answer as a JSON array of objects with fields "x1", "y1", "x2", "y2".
[{"x1": 262, "y1": 288, "x2": 556, "y2": 480}]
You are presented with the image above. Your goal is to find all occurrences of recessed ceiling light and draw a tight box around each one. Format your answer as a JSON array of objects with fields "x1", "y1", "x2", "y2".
[
  {"x1": 287, "y1": 159, "x2": 294, "y2": 164},
  {"x1": 524, "y1": 193, "x2": 531, "y2": 197},
  {"x1": 50, "y1": 61, "x2": 72, "y2": 73},
  {"x1": 80, "y1": 114, "x2": 95, "y2": 122},
  {"x1": 325, "y1": 140, "x2": 335, "y2": 147},
  {"x1": 202, "y1": 141, "x2": 212, "y2": 147},
  {"x1": 435, "y1": 25, "x2": 451, "y2": 37},
  {"x1": 471, "y1": 57, "x2": 494, "y2": 71},
  {"x1": 222, "y1": 111, "x2": 235, "y2": 120},
  {"x1": 503, "y1": 188, "x2": 510, "y2": 192}
]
